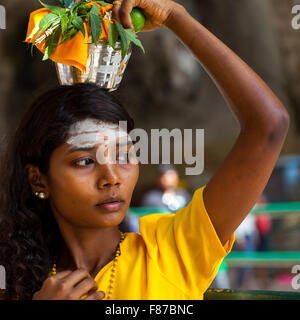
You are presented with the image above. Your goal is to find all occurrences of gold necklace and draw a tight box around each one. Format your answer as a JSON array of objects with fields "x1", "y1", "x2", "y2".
[{"x1": 50, "y1": 232, "x2": 126, "y2": 300}]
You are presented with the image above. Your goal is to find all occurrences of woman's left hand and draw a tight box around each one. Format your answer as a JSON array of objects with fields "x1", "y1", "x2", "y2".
[
  {"x1": 111, "y1": 0, "x2": 183, "y2": 32},
  {"x1": 74, "y1": 0, "x2": 183, "y2": 32}
]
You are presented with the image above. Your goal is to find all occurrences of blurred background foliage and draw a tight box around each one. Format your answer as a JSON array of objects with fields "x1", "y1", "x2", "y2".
[{"x1": 0, "y1": 0, "x2": 300, "y2": 200}]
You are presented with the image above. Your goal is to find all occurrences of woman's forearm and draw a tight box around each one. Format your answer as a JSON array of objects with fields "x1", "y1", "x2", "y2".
[
  {"x1": 165, "y1": 6, "x2": 289, "y2": 133},
  {"x1": 164, "y1": 5, "x2": 289, "y2": 245}
]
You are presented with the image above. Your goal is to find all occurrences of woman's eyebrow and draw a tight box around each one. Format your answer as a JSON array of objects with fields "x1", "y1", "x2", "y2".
[
  {"x1": 66, "y1": 141, "x2": 133, "y2": 154},
  {"x1": 66, "y1": 145, "x2": 95, "y2": 154}
]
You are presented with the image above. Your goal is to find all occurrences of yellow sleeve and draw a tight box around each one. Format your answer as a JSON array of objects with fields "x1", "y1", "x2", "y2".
[{"x1": 138, "y1": 185, "x2": 235, "y2": 296}]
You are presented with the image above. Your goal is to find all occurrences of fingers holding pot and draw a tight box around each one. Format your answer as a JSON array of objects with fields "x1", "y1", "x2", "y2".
[{"x1": 112, "y1": 0, "x2": 135, "y2": 29}]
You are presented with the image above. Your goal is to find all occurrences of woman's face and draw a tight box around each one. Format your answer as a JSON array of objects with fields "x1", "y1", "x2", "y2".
[{"x1": 45, "y1": 120, "x2": 139, "y2": 229}]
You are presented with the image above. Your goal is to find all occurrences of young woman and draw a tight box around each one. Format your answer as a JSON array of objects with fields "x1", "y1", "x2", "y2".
[{"x1": 0, "y1": 0, "x2": 289, "y2": 300}]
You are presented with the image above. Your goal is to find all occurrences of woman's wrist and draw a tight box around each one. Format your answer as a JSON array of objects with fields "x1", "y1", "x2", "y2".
[
  {"x1": 164, "y1": 3, "x2": 188, "y2": 30},
  {"x1": 163, "y1": 3, "x2": 198, "y2": 49}
]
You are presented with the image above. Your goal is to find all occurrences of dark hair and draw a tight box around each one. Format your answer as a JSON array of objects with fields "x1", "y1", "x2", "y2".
[{"x1": 0, "y1": 83, "x2": 134, "y2": 300}]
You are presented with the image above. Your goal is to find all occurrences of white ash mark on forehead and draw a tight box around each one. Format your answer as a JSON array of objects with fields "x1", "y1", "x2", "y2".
[
  {"x1": 66, "y1": 119, "x2": 131, "y2": 148},
  {"x1": 68, "y1": 119, "x2": 119, "y2": 136}
]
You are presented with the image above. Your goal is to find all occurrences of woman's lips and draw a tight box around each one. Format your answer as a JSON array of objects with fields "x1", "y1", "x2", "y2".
[{"x1": 96, "y1": 201, "x2": 125, "y2": 212}]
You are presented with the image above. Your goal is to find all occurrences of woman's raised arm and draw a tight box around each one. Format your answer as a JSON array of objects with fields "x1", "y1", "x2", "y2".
[{"x1": 113, "y1": 0, "x2": 290, "y2": 245}]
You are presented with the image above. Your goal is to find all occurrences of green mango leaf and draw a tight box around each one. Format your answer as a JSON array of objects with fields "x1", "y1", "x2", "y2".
[
  {"x1": 39, "y1": 13, "x2": 59, "y2": 30},
  {"x1": 77, "y1": 4, "x2": 90, "y2": 17},
  {"x1": 60, "y1": 13, "x2": 69, "y2": 35},
  {"x1": 124, "y1": 28, "x2": 145, "y2": 54},
  {"x1": 42, "y1": 27, "x2": 61, "y2": 60},
  {"x1": 70, "y1": 0, "x2": 87, "y2": 15},
  {"x1": 39, "y1": 1, "x2": 66, "y2": 16},
  {"x1": 114, "y1": 20, "x2": 129, "y2": 60},
  {"x1": 32, "y1": 13, "x2": 59, "y2": 49},
  {"x1": 59, "y1": 26, "x2": 79, "y2": 45},
  {"x1": 89, "y1": 4, "x2": 102, "y2": 44},
  {"x1": 72, "y1": 16, "x2": 85, "y2": 38},
  {"x1": 68, "y1": 27, "x2": 80, "y2": 41},
  {"x1": 108, "y1": 21, "x2": 119, "y2": 50}
]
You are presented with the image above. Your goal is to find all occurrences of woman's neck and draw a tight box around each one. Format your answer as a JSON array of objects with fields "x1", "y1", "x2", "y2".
[{"x1": 56, "y1": 225, "x2": 121, "y2": 278}]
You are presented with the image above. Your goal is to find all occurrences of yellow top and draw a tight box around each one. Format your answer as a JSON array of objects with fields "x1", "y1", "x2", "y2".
[{"x1": 95, "y1": 185, "x2": 235, "y2": 300}]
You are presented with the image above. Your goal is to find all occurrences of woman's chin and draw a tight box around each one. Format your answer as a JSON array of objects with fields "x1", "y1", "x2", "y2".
[{"x1": 89, "y1": 209, "x2": 127, "y2": 228}]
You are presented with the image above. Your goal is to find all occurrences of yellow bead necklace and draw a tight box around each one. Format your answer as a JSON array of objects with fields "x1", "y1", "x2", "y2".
[{"x1": 50, "y1": 232, "x2": 126, "y2": 300}]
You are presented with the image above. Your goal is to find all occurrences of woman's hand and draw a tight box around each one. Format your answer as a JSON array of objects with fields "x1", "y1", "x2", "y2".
[
  {"x1": 111, "y1": 0, "x2": 184, "y2": 32},
  {"x1": 74, "y1": 0, "x2": 184, "y2": 32},
  {"x1": 32, "y1": 269, "x2": 105, "y2": 300}
]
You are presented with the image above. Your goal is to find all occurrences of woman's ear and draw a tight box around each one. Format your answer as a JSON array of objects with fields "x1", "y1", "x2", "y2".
[{"x1": 25, "y1": 164, "x2": 50, "y2": 199}]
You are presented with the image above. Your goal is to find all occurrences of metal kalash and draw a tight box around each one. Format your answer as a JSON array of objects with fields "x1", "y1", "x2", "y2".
[
  {"x1": 55, "y1": 40, "x2": 132, "y2": 91},
  {"x1": 55, "y1": 11, "x2": 132, "y2": 91}
]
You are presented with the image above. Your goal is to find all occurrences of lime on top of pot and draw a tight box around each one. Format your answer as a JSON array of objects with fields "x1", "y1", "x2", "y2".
[{"x1": 130, "y1": 7, "x2": 146, "y2": 32}]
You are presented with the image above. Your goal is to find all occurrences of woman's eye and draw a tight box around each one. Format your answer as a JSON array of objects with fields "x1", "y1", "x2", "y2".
[{"x1": 74, "y1": 158, "x2": 94, "y2": 167}]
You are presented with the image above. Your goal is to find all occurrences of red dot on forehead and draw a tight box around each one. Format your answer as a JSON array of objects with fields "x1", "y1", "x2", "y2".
[{"x1": 104, "y1": 136, "x2": 108, "y2": 141}]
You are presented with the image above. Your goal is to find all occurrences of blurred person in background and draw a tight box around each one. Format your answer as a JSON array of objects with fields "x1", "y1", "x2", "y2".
[
  {"x1": 254, "y1": 193, "x2": 272, "y2": 289},
  {"x1": 233, "y1": 213, "x2": 257, "y2": 289},
  {"x1": 141, "y1": 164, "x2": 192, "y2": 212},
  {"x1": 255, "y1": 194, "x2": 272, "y2": 252}
]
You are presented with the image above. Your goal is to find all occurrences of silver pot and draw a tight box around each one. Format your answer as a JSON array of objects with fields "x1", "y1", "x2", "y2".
[{"x1": 55, "y1": 41, "x2": 132, "y2": 91}]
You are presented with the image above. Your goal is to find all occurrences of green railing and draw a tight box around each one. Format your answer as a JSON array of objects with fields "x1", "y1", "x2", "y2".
[
  {"x1": 251, "y1": 202, "x2": 300, "y2": 216},
  {"x1": 128, "y1": 207, "x2": 171, "y2": 216},
  {"x1": 128, "y1": 201, "x2": 300, "y2": 217},
  {"x1": 204, "y1": 289, "x2": 300, "y2": 300},
  {"x1": 225, "y1": 251, "x2": 300, "y2": 267}
]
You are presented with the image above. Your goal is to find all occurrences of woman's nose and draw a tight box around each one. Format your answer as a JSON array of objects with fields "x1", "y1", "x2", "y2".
[{"x1": 97, "y1": 164, "x2": 120, "y2": 189}]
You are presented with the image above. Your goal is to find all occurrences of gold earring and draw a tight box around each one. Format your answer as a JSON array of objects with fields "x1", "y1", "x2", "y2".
[
  {"x1": 39, "y1": 192, "x2": 46, "y2": 199},
  {"x1": 35, "y1": 191, "x2": 46, "y2": 199}
]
